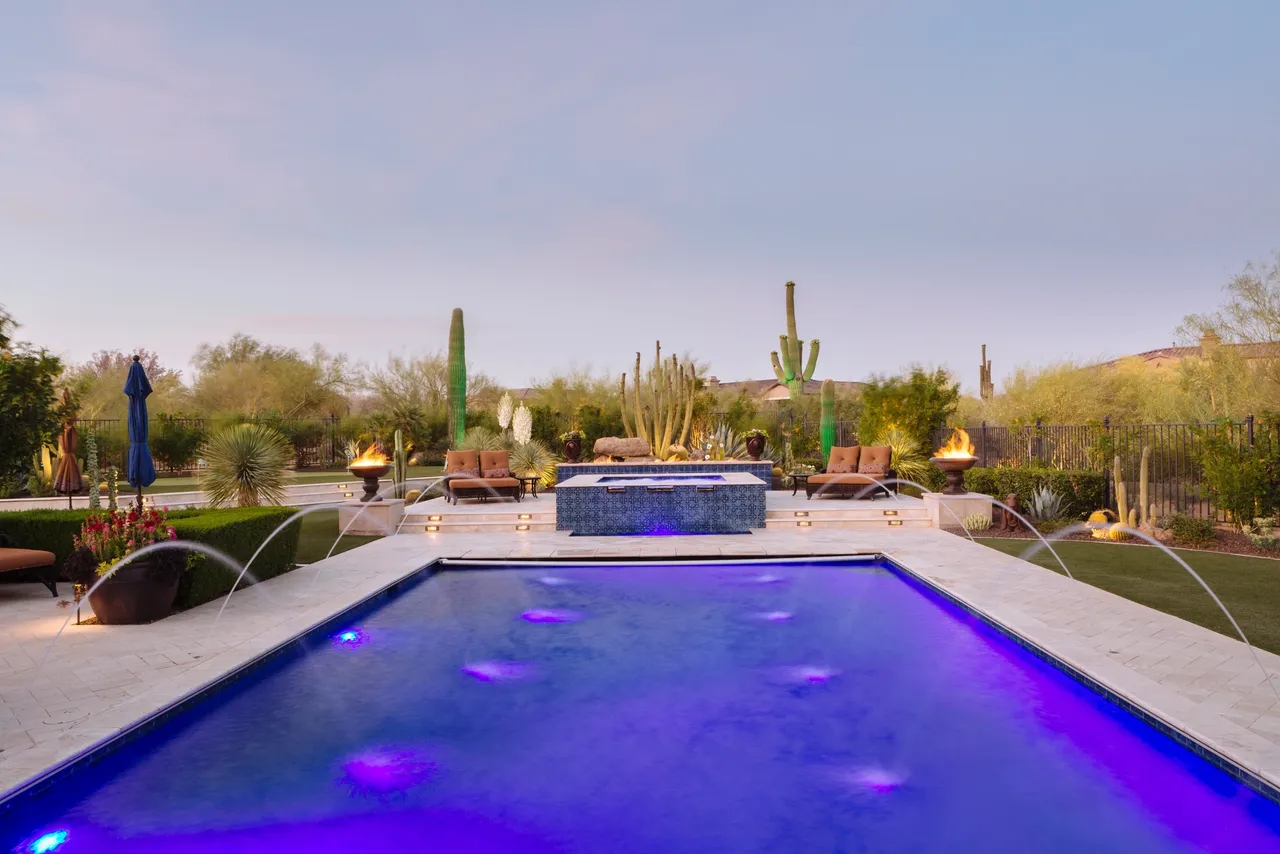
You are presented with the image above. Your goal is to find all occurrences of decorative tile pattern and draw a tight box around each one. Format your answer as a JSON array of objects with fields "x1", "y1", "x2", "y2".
[
  {"x1": 556, "y1": 480, "x2": 767, "y2": 535},
  {"x1": 556, "y1": 461, "x2": 773, "y2": 484}
]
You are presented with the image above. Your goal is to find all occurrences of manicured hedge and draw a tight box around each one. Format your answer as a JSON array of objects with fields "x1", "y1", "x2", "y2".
[
  {"x1": 0, "y1": 506, "x2": 301, "y2": 610},
  {"x1": 170, "y1": 507, "x2": 300, "y2": 610},
  {"x1": 924, "y1": 465, "x2": 1105, "y2": 519}
]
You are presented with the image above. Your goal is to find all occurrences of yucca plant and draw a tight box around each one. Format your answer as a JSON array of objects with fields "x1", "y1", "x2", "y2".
[
  {"x1": 199, "y1": 423, "x2": 293, "y2": 508},
  {"x1": 458, "y1": 426, "x2": 506, "y2": 452},
  {"x1": 508, "y1": 439, "x2": 559, "y2": 487},
  {"x1": 870, "y1": 426, "x2": 932, "y2": 487}
]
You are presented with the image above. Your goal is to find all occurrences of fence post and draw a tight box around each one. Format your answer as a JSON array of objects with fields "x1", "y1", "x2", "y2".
[
  {"x1": 1246, "y1": 414, "x2": 1255, "y2": 447},
  {"x1": 980, "y1": 421, "x2": 988, "y2": 468}
]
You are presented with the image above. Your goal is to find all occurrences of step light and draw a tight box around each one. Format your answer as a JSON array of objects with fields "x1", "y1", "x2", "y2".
[
  {"x1": 797, "y1": 520, "x2": 812, "y2": 527},
  {"x1": 428, "y1": 515, "x2": 442, "y2": 522},
  {"x1": 794, "y1": 511, "x2": 809, "y2": 517},
  {"x1": 426, "y1": 525, "x2": 439, "y2": 532},
  {"x1": 882, "y1": 510, "x2": 898, "y2": 516},
  {"x1": 516, "y1": 524, "x2": 530, "y2": 531},
  {"x1": 888, "y1": 520, "x2": 903, "y2": 527},
  {"x1": 518, "y1": 513, "x2": 532, "y2": 520}
]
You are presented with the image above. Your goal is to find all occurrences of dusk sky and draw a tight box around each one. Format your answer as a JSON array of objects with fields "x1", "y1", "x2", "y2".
[{"x1": 3, "y1": 1, "x2": 1278, "y2": 394}]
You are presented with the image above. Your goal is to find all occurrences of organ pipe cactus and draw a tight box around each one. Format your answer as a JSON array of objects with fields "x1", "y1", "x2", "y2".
[
  {"x1": 620, "y1": 341, "x2": 696, "y2": 459},
  {"x1": 393, "y1": 429, "x2": 407, "y2": 500},
  {"x1": 820, "y1": 379, "x2": 836, "y2": 466},
  {"x1": 447, "y1": 308, "x2": 466, "y2": 447},
  {"x1": 1114, "y1": 455, "x2": 1129, "y2": 529},
  {"x1": 1139, "y1": 445, "x2": 1151, "y2": 529},
  {"x1": 770, "y1": 281, "x2": 820, "y2": 399}
]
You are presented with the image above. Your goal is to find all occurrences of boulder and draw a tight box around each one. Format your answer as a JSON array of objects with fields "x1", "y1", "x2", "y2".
[{"x1": 593, "y1": 437, "x2": 651, "y2": 458}]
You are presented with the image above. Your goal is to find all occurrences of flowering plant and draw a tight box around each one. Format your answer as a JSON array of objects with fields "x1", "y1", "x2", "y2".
[
  {"x1": 558, "y1": 430, "x2": 584, "y2": 442},
  {"x1": 73, "y1": 506, "x2": 178, "y2": 577},
  {"x1": 744, "y1": 428, "x2": 768, "y2": 439}
]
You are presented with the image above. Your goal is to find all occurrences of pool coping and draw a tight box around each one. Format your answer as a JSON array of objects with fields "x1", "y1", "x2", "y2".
[{"x1": 5, "y1": 548, "x2": 1280, "y2": 819}]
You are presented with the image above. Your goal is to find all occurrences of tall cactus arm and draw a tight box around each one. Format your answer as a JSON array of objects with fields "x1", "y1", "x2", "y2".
[
  {"x1": 777, "y1": 334, "x2": 795, "y2": 380},
  {"x1": 802, "y1": 340, "x2": 820, "y2": 382},
  {"x1": 785, "y1": 281, "x2": 801, "y2": 372},
  {"x1": 679, "y1": 369, "x2": 696, "y2": 449},
  {"x1": 632, "y1": 352, "x2": 646, "y2": 447},
  {"x1": 771, "y1": 351, "x2": 788, "y2": 384},
  {"x1": 620, "y1": 373, "x2": 633, "y2": 438}
]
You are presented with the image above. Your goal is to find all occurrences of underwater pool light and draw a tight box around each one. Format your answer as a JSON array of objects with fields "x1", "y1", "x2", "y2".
[
  {"x1": 333, "y1": 629, "x2": 368, "y2": 647},
  {"x1": 28, "y1": 831, "x2": 69, "y2": 854}
]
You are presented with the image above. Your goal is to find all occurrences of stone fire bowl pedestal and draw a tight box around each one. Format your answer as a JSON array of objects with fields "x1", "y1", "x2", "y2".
[
  {"x1": 922, "y1": 493, "x2": 992, "y2": 529},
  {"x1": 337, "y1": 499, "x2": 405, "y2": 537}
]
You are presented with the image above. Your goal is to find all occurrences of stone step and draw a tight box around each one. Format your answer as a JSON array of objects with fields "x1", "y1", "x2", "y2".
[
  {"x1": 399, "y1": 519, "x2": 558, "y2": 534},
  {"x1": 404, "y1": 511, "x2": 555, "y2": 524},
  {"x1": 764, "y1": 517, "x2": 931, "y2": 530},
  {"x1": 766, "y1": 507, "x2": 929, "y2": 521}
]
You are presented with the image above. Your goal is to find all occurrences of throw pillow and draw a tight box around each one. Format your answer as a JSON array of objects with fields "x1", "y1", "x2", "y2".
[
  {"x1": 450, "y1": 468, "x2": 479, "y2": 478},
  {"x1": 483, "y1": 467, "x2": 511, "y2": 478},
  {"x1": 828, "y1": 462, "x2": 855, "y2": 474},
  {"x1": 859, "y1": 463, "x2": 886, "y2": 475}
]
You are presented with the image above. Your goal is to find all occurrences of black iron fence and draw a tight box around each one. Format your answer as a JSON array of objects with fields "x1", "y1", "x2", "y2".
[
  {"x1": 931, "y1": 417, "x2": 1272, "y2": 522},
  {"x1": 74, "y1": 415, "x2": 348, "y2": 474}
]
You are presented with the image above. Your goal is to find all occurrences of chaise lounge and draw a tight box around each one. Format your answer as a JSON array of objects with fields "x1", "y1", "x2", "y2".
[
  {"x1": 443, "y1": 449, "x2": 522, "y2": 504},
  {"x1": 806, "y1": 445, "x2": 896, "y2": 500},
  {"x1": 0, "y1": 533, "x2": 58, "y2": 597}
]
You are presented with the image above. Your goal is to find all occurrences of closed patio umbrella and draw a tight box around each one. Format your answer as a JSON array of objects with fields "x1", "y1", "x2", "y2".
[
  {"x1": 124, "y1": 355, "x2": 157, "y2": 507},
  {"x1": 53, "y1": 390, "x2": 83, "y2": 509}
]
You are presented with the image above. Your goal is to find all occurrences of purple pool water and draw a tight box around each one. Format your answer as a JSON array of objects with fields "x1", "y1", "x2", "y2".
[{"x1": 5, "y1": 560, "x2": 1280, "y2": 853}]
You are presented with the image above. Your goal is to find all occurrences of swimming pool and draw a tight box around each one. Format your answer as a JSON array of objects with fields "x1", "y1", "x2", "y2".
[{"x1": 5, "y1": 558, "x2": 1280, "y2": 852}]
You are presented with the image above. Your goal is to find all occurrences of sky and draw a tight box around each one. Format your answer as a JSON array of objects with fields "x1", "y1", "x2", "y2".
[{"x1": 2, "y1": 0, "x2": 1279, "y2": 395}]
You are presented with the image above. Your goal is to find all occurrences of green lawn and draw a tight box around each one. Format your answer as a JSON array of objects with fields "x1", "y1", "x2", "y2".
[
  {"x1": 977, "y1": 538, "x2": 1280, "y2": 654},
  {"x1": 143, "y1": 465, "x2": 443, "y2": 495},
  {"x1": 294, "y1": 509, "x2": 380, "y2": 564}
]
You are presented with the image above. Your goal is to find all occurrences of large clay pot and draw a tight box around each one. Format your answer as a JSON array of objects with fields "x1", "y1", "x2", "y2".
[
  {"x1": 87, "y1": 560, "x2": 180, "y2": 625},
  {"x1": 746, "y1": 435, "x2": 766, "y2": 461},
  {"x1": 563, "y1": 438, "x2": 582, "y2": 463}
]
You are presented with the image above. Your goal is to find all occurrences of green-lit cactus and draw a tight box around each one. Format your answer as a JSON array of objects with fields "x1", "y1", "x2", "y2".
[
  {"x1": 820, "y1": 379, "x2": 836, "y2": 466},
  {"x1": 447, "y1": 308, "x2": 466, "y2": 447},
  {"x1": 393, "y1": 429, "x2": 408, "y2": 500},
  {"x1": 86, "y1": 433, "x2": 101, "y2": 510},
  {"x1": 770, "y1": 281, "x2": 819, "y2": 399}
]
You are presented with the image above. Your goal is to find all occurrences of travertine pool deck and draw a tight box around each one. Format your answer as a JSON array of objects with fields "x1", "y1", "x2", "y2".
[{"x1": 3, "y1": 527, "x2": 1280, "y2": 801}]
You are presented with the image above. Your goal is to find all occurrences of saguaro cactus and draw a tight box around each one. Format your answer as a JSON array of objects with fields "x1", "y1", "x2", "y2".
[
  {"x1": 447, "y1": 308, "x2": 466, "y2": 447},
  {"x1": 820, "y1": 379, "x2": 836, "y2": 466},
  {"x1": 393, "y1": 429, "x2": 408, "y2": 500},
  {"x1": 620, "y1": 341, "x2": 697, "y2": 459},
  {"x1": 770, "y1": 281, "x2": 820, "y2": 399},
  {"x1": 980, "y1": 345, "x2": 994, "y2": 401}
]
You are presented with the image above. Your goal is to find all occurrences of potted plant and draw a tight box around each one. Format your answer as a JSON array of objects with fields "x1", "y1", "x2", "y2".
[
  {"x1": 560, "y1": 430, "x2": 585, "y2": 463},
  {"x1": 744, "y1": 428, "x2": 768, "y2": 461},
  {"x1": 68, "y1": 506, "x2": 182, "y2": 625}
]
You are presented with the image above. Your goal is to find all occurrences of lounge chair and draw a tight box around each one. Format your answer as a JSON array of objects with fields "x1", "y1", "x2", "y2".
[
  {"x1": 806, "y1": 445, "x2": 896, "y2": 500},
  {"x1": 443, "y1": 450, "x2": 522, "y2": 504},
  {"x1": 0, "y1": 533, "x2": 58, "y2": 597}
]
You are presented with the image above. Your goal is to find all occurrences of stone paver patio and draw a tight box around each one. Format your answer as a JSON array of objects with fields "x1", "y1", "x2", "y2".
[{"x1": 3, "y1": 525, "x2": 1280, "y2": 801}]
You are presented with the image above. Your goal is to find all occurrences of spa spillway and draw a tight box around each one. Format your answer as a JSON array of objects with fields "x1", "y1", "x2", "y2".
[{"x1": 554, "y1": 472, "x2": 767, "y2": 535}]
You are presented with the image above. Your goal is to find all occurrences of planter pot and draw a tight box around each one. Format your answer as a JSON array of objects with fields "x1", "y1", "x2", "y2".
[
  {"x1": 745, "y1": 436, "x2": 766, "y2": 461},
  {"x1": 563, "y1": 438, "x2": 582, "y2": 463},
  {"x1": 87, "y1": 560, "x2": 180, "y2": 625}
]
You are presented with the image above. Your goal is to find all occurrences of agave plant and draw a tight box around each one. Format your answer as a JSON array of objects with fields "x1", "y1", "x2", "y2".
[
  {"x1": 508, "y1": 439, "x2": 559, "y2": 487},
  {"x1": 869, "y1": 426, "x2": 932, "y2": 487},
  {"x1": 199, "y1": 423, "x2": 293, "y2": 508},
  {"x1": 458, "y1": 426, "x2": 506, "y2": 451},
  {"x1": 1029, "y1": 485, "x2": 1066, "y2": 521},
  {"x1": 698, "y1": 422, "x2": 749, "y2": 461}
]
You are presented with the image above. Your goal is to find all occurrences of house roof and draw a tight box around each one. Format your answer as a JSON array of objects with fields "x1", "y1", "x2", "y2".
[{"x1": 1099, "y1": 340, "x2": 1280, "y2": 368}]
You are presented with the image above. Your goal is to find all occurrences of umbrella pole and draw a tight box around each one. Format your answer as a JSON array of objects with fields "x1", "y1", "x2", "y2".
[{"x1": 137, "y1": 485, "x2": 144, "y2": 509}]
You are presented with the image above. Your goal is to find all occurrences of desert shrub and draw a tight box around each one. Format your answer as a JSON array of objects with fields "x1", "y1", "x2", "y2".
[
  {"x1": 151, "y1": 418, "x2": 205, "y2": 471},
  {"x1": 199, "y1": 423, "x2": 293, "y2": 507},
  {"x1": 1195, "y1": 426, "x2": 1277, "y2": 526},
  {"x1": 923, "y1": 466, "x2": 1104, "y2": 519},
  {"x1": 1168, "y1": 514, "x2": 1217, "y2": 547},
  {"x1": 508, "y1": 439, "x2": 559, "y2": 487}
]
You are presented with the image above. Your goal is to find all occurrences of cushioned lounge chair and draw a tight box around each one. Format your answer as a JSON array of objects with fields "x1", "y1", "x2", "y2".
[
  {"x1": 0, "y1": 534, "x2": 58, "y2": 596},
  {"x1": 443, "y1": 449, "x2": 522, "y2": 504},
  {"x1": 806, "y1": 445, "x2": 895, "y2": 500}
]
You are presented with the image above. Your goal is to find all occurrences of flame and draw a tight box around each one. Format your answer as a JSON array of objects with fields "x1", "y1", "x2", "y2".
[
  {"x1": 933, "y1": 427, "x2": 976, "y2": 459},
  {"x1": 349, "y1": 444, "x2": 389, "y2": 468}
]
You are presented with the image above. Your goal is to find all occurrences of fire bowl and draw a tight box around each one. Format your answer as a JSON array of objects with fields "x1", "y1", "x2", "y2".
[
  {"x1": 348, "y1": 463, "x2": 391, "y2": 502},
  {"x1": 930, "y1": 456, "x2": 977, "y2": 496}
]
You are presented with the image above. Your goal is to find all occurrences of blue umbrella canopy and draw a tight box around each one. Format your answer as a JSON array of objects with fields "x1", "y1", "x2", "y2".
[{"x1": 124, "y1": 355, "x2": 157, "y2": 492}]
